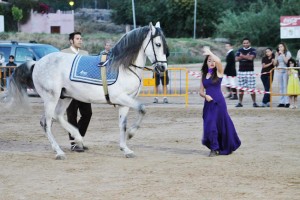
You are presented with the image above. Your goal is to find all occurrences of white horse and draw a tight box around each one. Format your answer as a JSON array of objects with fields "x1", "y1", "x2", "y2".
[{"x1": 2, "y1": 22, "x2": 168, "y2": 159}]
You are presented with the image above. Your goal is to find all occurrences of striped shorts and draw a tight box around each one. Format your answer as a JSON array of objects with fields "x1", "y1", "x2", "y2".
[{"x1": 237, "y1": 71, "x2": 256, "y2": 89}]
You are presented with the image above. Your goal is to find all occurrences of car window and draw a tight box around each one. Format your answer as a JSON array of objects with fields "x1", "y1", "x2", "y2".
[
  {"x1": 0, "y1": 47, "x2": 12, "y2": 62},
  {"x1": 15, "y1": 47, "x2": 34, "y2": 62},
  {"x1": 32, "y1": 45, "x2": 59, "y2": 59}
]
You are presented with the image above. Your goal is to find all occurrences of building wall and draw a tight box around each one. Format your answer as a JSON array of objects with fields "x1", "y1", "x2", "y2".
[
  {"x1": 0, "y1": 15, "x2": 4, "y2": 32},
  {"x1": 20, "y1": 10, "x2": 74, "y2": 34}
]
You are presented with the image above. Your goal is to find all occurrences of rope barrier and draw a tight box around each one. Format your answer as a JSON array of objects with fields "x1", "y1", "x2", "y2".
[{"x1": 188, "y1": 70, "x2": 269, "y2": 94}]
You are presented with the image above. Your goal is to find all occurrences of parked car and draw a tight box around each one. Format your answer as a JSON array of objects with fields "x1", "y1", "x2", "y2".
[
  {"x1": 0, "y1": 41, "x2": 60, "y2": 95},
  {"x1": 0, "y1": 41, "x2": 59, "y2": 66}
]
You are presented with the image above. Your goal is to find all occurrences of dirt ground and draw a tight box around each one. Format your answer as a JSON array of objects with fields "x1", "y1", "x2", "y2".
[{"x1": 0, "y1": 93, "x2": 299, "y2": 200}]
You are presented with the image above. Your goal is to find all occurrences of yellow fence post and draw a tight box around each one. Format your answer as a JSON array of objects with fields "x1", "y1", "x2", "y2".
[{"x1": 140, "y1": 67, "x2": 189, "y2": 106}]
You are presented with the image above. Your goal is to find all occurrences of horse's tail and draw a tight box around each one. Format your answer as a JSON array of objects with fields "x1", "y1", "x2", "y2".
[{"x1": 0, "y1": 61, "x2": 35, "y2": 110}]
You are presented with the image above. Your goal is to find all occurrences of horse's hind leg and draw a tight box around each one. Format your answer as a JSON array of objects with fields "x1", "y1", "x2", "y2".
[
  {"x1": 55, "y1": 98, "x2": 83, "y2": 149},
  {"x1": 41, "y1": 100, "x2": 66, "y2": 160},
  {"x1": 119, "y1": 106, "x2": 134, "y2": 158}
]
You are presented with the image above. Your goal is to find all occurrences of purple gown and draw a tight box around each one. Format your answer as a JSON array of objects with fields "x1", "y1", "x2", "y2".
[{"x1": 202, "y1": 77, "x2": 241, "y2": 155}]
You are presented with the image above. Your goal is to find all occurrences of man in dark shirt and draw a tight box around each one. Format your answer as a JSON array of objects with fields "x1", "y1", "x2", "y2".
[
  {"x1": 223, "y1": 43, "x2": 238, "y2": 100},
  {"x1": 5, "y1": 55, "x2": 17, "y2": 89},
  {"x1": 235, "y1": 38, "x2": 258, "y2": 107}
]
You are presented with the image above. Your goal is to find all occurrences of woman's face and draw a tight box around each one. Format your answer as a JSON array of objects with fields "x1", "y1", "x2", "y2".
[
  {"x1": 278, "y1": 44, "x2": 285, "y2": 52},
  {"x1": 265, "y1": 49, "x2": 272, "y2": 57},
  {"x1": 207, "y1": 56, "x2": 216, "y2": 69}
]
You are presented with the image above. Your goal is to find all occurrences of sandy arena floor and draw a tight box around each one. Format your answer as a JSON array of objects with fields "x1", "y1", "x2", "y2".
[{"x1": 0, "y1": 93, "x2": 299, "y2": 200}]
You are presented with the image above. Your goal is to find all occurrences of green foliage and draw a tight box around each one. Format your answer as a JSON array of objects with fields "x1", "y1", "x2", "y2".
[
  {"x1": 8, "y1": 0, "x2": 37, "y2": 23},
  {"x1": 11, "y1": 6, "x2": 23, "y2": 22},
  {"x1": 215, "y1": 0, "x2": 300, "y2": 50},
  {"x1": 11, "y1": 5, "x2": 23, "y2": 32}
]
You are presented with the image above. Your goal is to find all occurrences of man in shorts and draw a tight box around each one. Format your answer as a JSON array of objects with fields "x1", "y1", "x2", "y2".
[
  {"x1": 235, "y1": 38, "x2": 259, "y2": 107},
  {"x1": 153, "y1": 70, "x2": 169, "y2": 103}
]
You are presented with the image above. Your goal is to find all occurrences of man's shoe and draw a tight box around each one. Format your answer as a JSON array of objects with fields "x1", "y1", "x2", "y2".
[
  {"x1": 226, "y1": 94, "x2": 232, "y2": 98},
  {"x1": 253, "y1": 103, "x2": 259, "y2": 107},
  {"x1": 285, "y1": 104, "x2": 290, "y2": 108},
  {"x1": 163, "y1": 97, "x2": 168, "y2": 104},
  {"x1": 235, "y1": 103, "x2": 243, "y2": 107},
  {"x1": 289, "y1": 105, "x2": 295, "y2": 109},
  {"x1": 71, "y1": 144, "x2": 84, "y2": 152},
  {"x1": 153, "y1": 97, "x2": 158, "y2": 103},
  {"x1": 277, "y1": 104, "x2": 285, "y2": 107}
]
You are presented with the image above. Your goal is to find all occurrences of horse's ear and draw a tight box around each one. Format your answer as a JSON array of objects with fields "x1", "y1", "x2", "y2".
[
  {"x1": 155, "y1": 22, "x2": 161, "y2": 28},
  {"x1": 149, "y1": 22, "x2": 156, "y2": 35}
]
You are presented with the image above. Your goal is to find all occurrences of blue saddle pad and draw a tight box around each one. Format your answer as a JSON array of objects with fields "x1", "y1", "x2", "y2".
[{"x1": 70, "y1": 55, "x2": 118, "y2": 85}]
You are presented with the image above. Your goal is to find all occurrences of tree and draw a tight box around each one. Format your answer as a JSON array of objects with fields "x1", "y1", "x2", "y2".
[
  {"x1": 215, "y1": 0, "x2": 300, "y2": 50},
  {"x1": 11, "y1": 5, "x2": 23, "y2": 32}
]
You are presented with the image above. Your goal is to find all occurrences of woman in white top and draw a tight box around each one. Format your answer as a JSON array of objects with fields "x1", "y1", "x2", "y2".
[
  {"x1": 296, "y1": 49, "x2": 300, "y2": 66},
  {"x1": 274, "y1": 42, "x2": 291, "y2": 107}
]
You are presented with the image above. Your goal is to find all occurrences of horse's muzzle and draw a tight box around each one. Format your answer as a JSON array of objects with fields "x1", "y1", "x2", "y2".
[{"x1": 154, "y1": 62, "x2": 167, "y2": 73}]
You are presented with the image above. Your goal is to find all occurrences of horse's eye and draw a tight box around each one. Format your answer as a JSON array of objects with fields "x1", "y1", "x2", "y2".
[{"x1": 156, "y1": 43, "x2": 161, "y2": 47}]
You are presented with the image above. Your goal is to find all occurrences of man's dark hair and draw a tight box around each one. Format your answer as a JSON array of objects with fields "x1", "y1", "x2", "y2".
[
  {"x1": 9, "y1": 55, "x2": 14, "y2": 59},
  {"x1": 242, "y1": 37, "x2": 250, "y2": 42},
  {"x1": 69, "y1": 31, "x2": 81, "y2": 40},
  {"x1": 226, "y1": 42, "x2": 233, "y2": 46}
]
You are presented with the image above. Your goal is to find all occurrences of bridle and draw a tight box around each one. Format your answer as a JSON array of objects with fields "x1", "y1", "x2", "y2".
[
  {"x1": 128, "y1": 28, "x2": 168, "y2": 97},
  {"x1": 144, "y1": 27, "x2": 168, "y2": 67}
]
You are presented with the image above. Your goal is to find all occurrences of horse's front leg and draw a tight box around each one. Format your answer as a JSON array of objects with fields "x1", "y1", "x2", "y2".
[
  {"x1": 126, "y1": 103, "x2": 146, "y2": 140},
  {"x1": 119, "y1": 106, "x2": 135, "y2": 158}
]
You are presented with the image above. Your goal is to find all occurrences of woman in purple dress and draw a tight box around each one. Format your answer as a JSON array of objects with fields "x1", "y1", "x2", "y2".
[{"x1": 199, "y1": 47, "x2": 241, "y2": 157}]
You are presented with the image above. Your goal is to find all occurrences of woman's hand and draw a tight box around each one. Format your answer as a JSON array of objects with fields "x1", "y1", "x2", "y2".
[
  {"x1": 202, "y1": 46, "x2": 212, "y2": 56},
  {"x1": 205, "y1": 95, "x2": 213, "y2": 102}
]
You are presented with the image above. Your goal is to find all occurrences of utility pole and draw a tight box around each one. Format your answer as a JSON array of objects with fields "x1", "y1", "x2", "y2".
[
  {"x1": 193, "y1": 0, "x2": 197, "y2": 39},
  {"x1": 132, "y1": 0, "x2": 136, "y2": 29}
]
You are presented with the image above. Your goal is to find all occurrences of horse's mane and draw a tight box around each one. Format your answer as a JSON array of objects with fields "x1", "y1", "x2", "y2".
[{"x1": 110, "y1": 26, "x2": 168, "y2": 70}]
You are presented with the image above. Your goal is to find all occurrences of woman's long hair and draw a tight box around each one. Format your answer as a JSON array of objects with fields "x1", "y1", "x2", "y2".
[
  {"x1": 279, "y1": 42, "x2": 289, "y2": 55},
  {"x1": 201, "y1": 55, "x2": 219, "y2": 83}
]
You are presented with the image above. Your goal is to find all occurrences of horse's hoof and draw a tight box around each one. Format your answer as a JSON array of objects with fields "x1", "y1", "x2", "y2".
[
  {"x1": 125, "y1": 153, "x2": 135, "y2": 158},
  {"x1": 127, "y1": 133, "x2": 134, "y2": 140},
  {"x1": 55, "y1": 154, "x2": 66, "y2": 160}
]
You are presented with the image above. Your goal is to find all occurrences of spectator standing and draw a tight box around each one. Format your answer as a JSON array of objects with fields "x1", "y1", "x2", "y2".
[
  {"x1": 99, "y1": 41, "x2": 111, "y2": 57},
  {"x1": 287, "y1": 58, "x2": 300, "y2": 109},
  {"x1": 260, "y1": 48, "x2": 275, "y2": 107},
  {"x1": 274, "y1": 42, "x2": 291, "y2": 108},
  {"x1": 153, "y1": 70, "x2": 169, "y2": 104},
  {"x1": 235, "y1": 38, "x2": 259, "y2": 107},
  {"x1": 61, "y1": 31, "x2": 92, "y2": 152},
  {"x1": 5, "y1": 55, "x2": 17, "y2": 89},
  {"x1": 223, "y1": 42, "x2": 238, "y2": 100},
  {"x1": 199, "y1": 46, "x2": 241, "y2": 157}
]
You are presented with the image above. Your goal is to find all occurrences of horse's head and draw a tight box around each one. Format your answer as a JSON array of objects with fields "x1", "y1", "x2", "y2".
[{"x1": 144, "y1": 22, "x2": 169, "y2": 73}]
